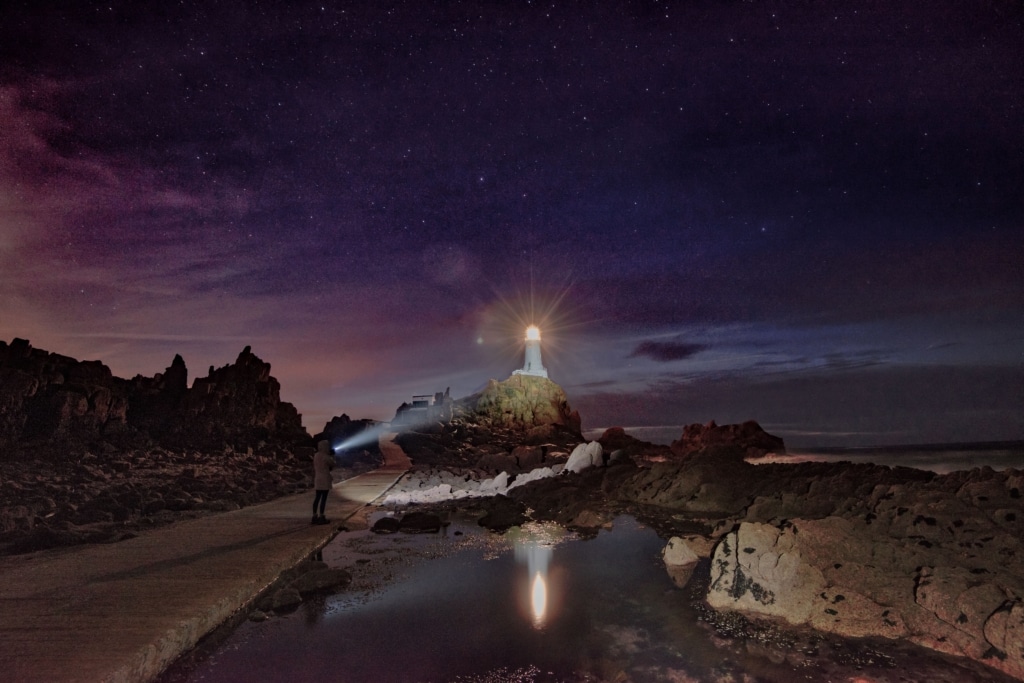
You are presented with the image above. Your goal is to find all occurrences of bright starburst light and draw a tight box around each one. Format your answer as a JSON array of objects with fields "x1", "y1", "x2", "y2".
[{"x1": 474, "y1": 274, "x2": 595, "y2": 378}]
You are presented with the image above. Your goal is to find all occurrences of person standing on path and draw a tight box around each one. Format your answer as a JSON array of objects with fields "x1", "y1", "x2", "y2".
[{"x1": 312, "y1": 440, "x2": 335, "y2": 524}]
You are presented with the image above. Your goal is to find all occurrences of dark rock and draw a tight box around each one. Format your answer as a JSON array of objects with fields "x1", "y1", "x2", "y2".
[
  {"x1": 371, "y1": 517, "x2": 401, "y2": 534},
  {"x1": 477, "y1": 496, "x2": 528, "y2": 532},
  {"x1": 289, "y1": 568, "x2": 352, "y2": 596},
  {"x1": 0, "y1": 338, "x2": 310, "y2": 451},
  {"x1": 398, "y1": 512, "x2": 442, "y2": 533},
  {"x1": 313, "y1": 414, "x2": 383, "y2": 470},
  {"x1": 266, "y1": 587, "x2": 302, "y2": 613},
  {"x1": 510, "y1": 445, "x2": 544, "y2": 470},
  {"x1": 670, "y1": 420, "x2": 785, "y2": 460},
  {"x1": 174, "y1": 346, "x2": 308, "y2": 448},
  {"x1": 475, "y1": 451, "x2": 513, "y2": 473}
]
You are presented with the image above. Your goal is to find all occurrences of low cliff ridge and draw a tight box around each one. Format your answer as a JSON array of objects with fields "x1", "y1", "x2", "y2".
[{"x1": 0, "y1": 338, "x2": 308, "y2": 450}]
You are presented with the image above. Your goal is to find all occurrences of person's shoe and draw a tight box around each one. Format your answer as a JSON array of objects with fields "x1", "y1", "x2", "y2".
[
  {"x1": 316, "y1": 516, "x2": 330, "y2": 525},
  {"x1": 311, "y1": 515, "x2": 319, "y2": 525}
]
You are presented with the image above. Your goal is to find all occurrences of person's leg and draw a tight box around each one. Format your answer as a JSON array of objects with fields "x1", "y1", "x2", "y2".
[{"x1": 312, "y1": 490, "x2": 327, "y2": 522}]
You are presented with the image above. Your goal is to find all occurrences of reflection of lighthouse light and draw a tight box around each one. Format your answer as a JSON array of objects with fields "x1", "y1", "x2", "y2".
[
  {"x1": 531, "y1": 572, "x2": 547, "y2": 626},
  {"x1": 509, "y1": 523, "x2": 562, "y2": 629}
]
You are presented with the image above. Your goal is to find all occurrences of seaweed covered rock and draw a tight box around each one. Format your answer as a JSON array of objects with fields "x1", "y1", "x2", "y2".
[{"x1": 469, "y1": 374, "x2": 581, "y2": 434}]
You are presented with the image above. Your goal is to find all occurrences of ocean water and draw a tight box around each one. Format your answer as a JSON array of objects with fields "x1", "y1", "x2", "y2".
[
  {"x1": 755, "y1": 447, "x2": 1024, "y2": 474},
  {"x1": 585, "y1": 426, "x2": 1024, "y2": 474},
  {"x1": 159, "y1": 516, "x2": 1017, "y2": 683}
]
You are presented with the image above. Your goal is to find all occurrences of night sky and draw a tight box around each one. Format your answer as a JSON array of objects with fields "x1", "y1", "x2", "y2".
[{"x1": 2, "y1": 1, "x2": 1022, "y2": 447}]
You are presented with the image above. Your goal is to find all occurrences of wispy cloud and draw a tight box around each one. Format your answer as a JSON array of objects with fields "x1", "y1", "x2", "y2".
[{"x1": 629, "y1": 340, "x2": 707, "y2": 362}]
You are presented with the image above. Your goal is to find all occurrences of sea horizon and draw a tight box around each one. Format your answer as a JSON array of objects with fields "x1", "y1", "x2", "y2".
[{"x1": 583, "y1": 425, "x2": 1024, "y2": 474}]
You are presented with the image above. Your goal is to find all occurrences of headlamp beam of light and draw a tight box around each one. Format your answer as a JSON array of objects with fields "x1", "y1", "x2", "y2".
[{"x1": 333, "y1": 423, "x2": 387, "y2": 452}]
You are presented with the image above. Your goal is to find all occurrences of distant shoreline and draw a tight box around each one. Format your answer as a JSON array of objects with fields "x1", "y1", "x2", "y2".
[
  {"x1": 789, "y1": 440, "x2": 1024, "y2": 455},
  {"x1": 586, "y1": 425, "x2": 1024, "y2": 454}
]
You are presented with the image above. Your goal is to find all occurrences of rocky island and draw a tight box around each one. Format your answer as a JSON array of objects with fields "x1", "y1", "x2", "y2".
[{"x1": 1, "y1": 338, "x2": 1021, "y2": 681}]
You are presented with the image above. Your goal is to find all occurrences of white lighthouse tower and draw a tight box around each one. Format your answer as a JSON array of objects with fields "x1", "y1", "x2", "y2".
[{"x1": 513, "y1": 325, "x2": 548, "y2": 378}]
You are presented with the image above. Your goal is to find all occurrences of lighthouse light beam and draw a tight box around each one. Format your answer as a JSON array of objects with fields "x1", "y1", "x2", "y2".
[{"x1": 514, "y1": 325, "x2": 548, "y2": 378}]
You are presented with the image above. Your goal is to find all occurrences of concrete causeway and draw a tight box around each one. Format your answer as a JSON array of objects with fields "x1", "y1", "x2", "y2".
[{"x1": 0, "y1": 433, "x2": 410, "y2": 683}]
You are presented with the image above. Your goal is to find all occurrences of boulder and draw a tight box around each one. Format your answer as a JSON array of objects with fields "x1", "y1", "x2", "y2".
[
  {"x1": 371, "y1": 517, "x2": 401, "y2": 534},
  {"x1": 566, "y1": 508, "x2": 612, "y2": 530},
  {"x1": 663, "y1": 536, "x2": 712, "y2": 566},
  {"x1": 507, "y1": 466, "x2": 560, "y2": 491},
  {"x1": 704, "y1": 515, "x2": 1024, "y2": 679},
  {"x1": 475, "y1": 451, "x2": 517, "y2": 473},
  {"x1": 565, "y1": 441, "x2": 603, "y2": 474},
  {"x1": 510, "y1": 445, "x2": 544, "y2": 470},
  {"x1": 477, "y1": 496, "x2": 528, "y2": 532},
  {"x1": 398, "y1": 512, "x2": 443, "y2": 534},
  {"x1": 708, "y1": 522, "x2": 827, "y2": 625},
  {"x1": 662, "y1": 535, "x2": 709, "y2": 589},
  {"x1": 264, "y1": 587, "x2": 302, "y2": 613},
  {"x1": 478, "y1": 471, "x2": 510, "y2": 494},
  {"x1": 983, "y1": 601, "x2": 1024, "y2": 681},
  {"x1": 289, "y1": 568, "x2": 352, "y2": 596}
]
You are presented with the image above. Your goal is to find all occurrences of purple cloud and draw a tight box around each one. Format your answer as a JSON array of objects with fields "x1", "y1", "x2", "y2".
[{"x1": 630, "y1": 341, "x2": 707, "y2": 362}]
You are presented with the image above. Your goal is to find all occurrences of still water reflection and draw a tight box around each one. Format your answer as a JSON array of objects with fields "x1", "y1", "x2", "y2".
[
  {"x1": 160, "y1": 515, "x2": 1017, "y2": 683},
  {"x1": 507, "y1": 523, "x2": 563, "y2": 630}
]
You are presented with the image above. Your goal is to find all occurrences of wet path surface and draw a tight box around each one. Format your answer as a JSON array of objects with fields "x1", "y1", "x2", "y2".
[{"x1": 0, "y1": 434, "x2": 409, "y2": 683}]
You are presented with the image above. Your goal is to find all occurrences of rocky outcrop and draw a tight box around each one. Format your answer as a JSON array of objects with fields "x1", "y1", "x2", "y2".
[
  {"x1": 646, "y1": 462, "x2": 1022, "y2": 681},
  {"x1": 176, "y1": 346, "x2": 307, "y2": 448},
  {"x1": 670, "y1": 420, "x2": 785, "y2": 459},
  {"x1": 613, "y1": 445, "x2": 766, "y2": 514},
  {"x1": 125, "y1": 354, "x2": 189, "y2": 438},
  {"x1": 393, "y1": 415, "x2": 577, "y2": 470},
  {"x1": 0, "y1": 339, "x2": 308, "y2": 450},
  {"x1": 598, "y1": 427, "x2": 673, "y2": 461},
  {"x1": 621, "y1": 448, "x2": 1023, "y2": 678},
  {"x1": 0, "y1": 338, "x2": 128, "y2": 447},
  {"x1": 706, "y1": 511, "x2": 1024, "y2": 680},
  {"x1": 390, "y1": 373, "x2": 583, "y2": 470},
  {"x1": 467, "y1": 374, "x2": 582, "y2": 434}
]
